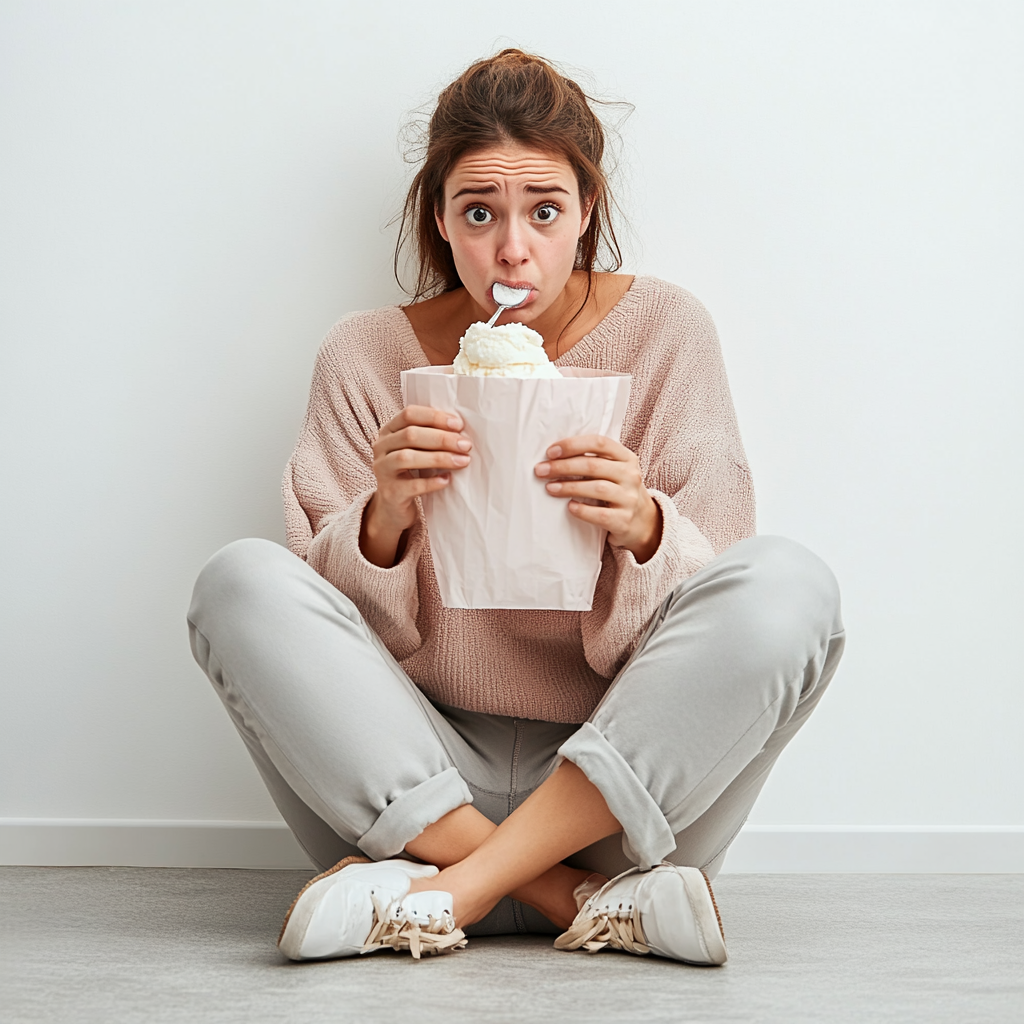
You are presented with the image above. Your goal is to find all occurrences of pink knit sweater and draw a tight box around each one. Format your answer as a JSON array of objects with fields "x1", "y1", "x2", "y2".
[{"x1": 283, "y1": 276, "x2": 755, "y2": 723}]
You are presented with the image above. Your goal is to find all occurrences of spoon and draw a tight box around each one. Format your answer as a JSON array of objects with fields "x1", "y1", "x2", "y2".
[{"x1": 486, "y1": 282, "x2": 531, "y2": 327}]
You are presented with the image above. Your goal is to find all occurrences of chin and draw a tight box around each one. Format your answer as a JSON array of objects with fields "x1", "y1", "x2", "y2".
[{"x1": 505, "y1": 304, "x2": 539, "y2": 324}]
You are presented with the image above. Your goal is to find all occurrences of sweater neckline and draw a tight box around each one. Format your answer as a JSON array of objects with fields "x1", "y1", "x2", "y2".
[{"x1": 394, "y1": 275, "x2": 650, "y2": 370}]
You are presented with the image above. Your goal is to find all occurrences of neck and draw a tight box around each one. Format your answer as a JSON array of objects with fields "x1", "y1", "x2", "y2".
[{"x1": 522, "y1": 273, "x2": 593, "y2": 352}]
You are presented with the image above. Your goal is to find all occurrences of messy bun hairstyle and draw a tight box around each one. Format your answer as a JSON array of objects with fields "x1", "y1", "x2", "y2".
[{"x1": 396, "y1": 49, "x2": 624, "y2": 304}]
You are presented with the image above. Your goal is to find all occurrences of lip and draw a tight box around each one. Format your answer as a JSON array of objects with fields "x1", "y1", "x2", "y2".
[{"x1": 490, "y1": 280, "x2": 537, "y2": 306}]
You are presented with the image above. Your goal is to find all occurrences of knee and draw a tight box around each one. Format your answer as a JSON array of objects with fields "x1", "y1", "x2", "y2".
[
  {"x1": 727, "y1": 535, "x2": 842, "y2": 637},
  {"x1": 188, "y1": 537, "x2": 295, "y2": 632}
]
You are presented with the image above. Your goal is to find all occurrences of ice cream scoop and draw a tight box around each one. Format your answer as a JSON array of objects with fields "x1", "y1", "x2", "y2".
[
  {"x1": 486, "y1": 282, "x2": 531, "y2": 327},
  {"x1": 453, "y1": 321, "x2": 561, "y2": 378}
]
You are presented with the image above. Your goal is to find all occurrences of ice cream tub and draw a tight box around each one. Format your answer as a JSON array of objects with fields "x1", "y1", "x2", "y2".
[{"x1": 401, "y1": 366, "x2": 633, "y2": 610}]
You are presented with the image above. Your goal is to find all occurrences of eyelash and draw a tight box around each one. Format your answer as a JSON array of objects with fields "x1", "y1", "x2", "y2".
[
  {"x1": 535, "y1": 202, "x2": 563, "y2": 219},
  {"x1": 464, "y1": 203, "x2": 564, "y2": 222}
]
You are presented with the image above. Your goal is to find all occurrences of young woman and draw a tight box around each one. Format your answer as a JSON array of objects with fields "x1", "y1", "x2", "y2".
[{"x1": 188, "y1": 49, "x2": 844, "y2": 966}]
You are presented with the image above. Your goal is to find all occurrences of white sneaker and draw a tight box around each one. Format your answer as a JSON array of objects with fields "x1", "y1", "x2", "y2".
[
  {"x1": 278, "y1": 856, "x2": 468, "y2": 961},
  {"x1": 554, "y1": 862, "x2": 727, "y2": 966}
]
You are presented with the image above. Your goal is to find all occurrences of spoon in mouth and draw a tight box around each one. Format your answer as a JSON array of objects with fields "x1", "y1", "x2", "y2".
[{"x1": 486, "y1": 282, "x2": 531, "y2": 327}]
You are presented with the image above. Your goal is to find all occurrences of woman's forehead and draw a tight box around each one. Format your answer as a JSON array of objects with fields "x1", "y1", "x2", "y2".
[{"x1": 446, "y1": 146, "x2": 576, "y2": 195}]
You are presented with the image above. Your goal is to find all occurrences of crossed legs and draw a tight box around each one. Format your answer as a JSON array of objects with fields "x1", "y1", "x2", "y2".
[
  {"x1": 407, "y1": 762, "x2": 619, "y2": 929},
  {"x1": 411, "y1": 533, "x2": 844, "y2": 931},
  {"x1": 189, "y1": 534, "x2": 844, "y2": 937}
]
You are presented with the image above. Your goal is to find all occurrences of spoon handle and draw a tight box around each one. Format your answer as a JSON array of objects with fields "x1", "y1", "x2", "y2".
[{"x1": 485, "y1": 305, "x2": 509, "y2": 328}]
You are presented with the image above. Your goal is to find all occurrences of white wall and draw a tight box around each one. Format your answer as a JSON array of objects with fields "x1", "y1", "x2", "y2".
[{"x1": 2, "y1": 2, "x2": 1021, "y2": 859}]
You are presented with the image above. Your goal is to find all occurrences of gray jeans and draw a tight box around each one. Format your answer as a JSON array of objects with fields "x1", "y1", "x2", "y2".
[{"x1": 187, "y1": 535, "x2": 844, "y2": 936}]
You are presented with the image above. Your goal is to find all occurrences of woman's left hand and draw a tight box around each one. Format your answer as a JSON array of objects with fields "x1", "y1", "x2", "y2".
[{"x1": 535, "y1": 435, "x2": 663, "y2": 564}]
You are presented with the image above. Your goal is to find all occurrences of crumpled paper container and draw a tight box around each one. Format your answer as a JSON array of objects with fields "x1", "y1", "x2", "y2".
[{"x1": 401, "y1": 366, "x2": 632, "y2": 610}]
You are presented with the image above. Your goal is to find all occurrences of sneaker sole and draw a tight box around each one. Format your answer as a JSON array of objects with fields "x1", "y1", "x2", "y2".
[
  {"x1": 701, "y1": 870, "x2": 726, "y2": 944},
  {"x1": 678, "y1": 867, "x2": 727, "y2": 965},
  {"x1": 278, "y1": 855, "x2": 370, "y2": 955}
]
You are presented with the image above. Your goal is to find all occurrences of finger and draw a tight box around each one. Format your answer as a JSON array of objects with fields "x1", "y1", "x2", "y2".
[
  {"x1": 380, "y1": 449, "x2": 470, "y2": 476},
  {"x1": 544, "y1": 435, "x2": 629, "y2": 462},
  {"x1": 536, "y1": 455, "x2": 631, "y2": 483},
  {"x1": 403, "y1": 472, "x2": 452, "y2": 496},
  {"x1": 378, "y1": 422, "x2": 472, "y2": 457},
  {"x1": 380, "y1": 473, "x2": 454, "y2": 505},
  {"x1": 544, "y1": 478, "x2": 622, "y2": 504},
  {"x1": 566, "y1": 500, "x2": 623, "y2": 531},
  {"x1": 382, "y1": 405, "x2": 464, "y2": 437}
]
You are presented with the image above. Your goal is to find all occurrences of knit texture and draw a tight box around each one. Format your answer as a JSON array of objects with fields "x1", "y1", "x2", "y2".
[{"x1": 283, "y1": 276, "x2": 755, "y2": 723}]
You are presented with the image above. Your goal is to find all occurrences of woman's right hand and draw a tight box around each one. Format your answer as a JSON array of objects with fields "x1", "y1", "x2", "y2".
[{"x1": 359, "y1": 405, "x2": 472, "y2": 567}]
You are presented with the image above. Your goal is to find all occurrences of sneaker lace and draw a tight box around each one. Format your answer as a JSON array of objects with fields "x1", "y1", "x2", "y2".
[
  {"x1": 554, "y1": 894, "x2": 651, "y2": 956},
  {"x1": 361, "y1": 891, "x2": 468, "y2": 960}
]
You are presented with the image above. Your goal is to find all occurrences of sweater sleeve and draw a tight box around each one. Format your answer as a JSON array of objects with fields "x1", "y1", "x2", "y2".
[
  {"x1": 581, "y1": 289, "x2": 756, "y2": 678},
  {"x1": 282, "y1": 321, "x2": 425, "y2": 659}
]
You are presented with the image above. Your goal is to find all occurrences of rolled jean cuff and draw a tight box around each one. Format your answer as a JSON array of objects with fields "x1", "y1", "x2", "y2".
[
  {"x1": 558, "y1": 723, "x2": 676, "y2": 871},
  {"x1": 358, "y1": 767, "x2": 473, "y2": 861}
]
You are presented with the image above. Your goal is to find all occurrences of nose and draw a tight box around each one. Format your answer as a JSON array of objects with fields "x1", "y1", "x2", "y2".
[{"x1": 495, "y1": 217, "x2": 530, "y2": 268}]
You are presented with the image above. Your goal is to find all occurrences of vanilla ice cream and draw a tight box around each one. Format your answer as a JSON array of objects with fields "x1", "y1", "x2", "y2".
[{"x1": 452, "y1": 321, "x2": 562, "y2": 379}]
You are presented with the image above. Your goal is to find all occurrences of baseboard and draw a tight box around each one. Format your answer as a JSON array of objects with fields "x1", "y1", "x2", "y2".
[
  {"x1": 2, "y1": 819, "x2": 1022, "y2": 871},
  {"x1": 0, "y1": 819, "x2": 312, "y2": 869},
  {"x1": 722, "y1": 825, "x2": 1024, "y2": 873}
]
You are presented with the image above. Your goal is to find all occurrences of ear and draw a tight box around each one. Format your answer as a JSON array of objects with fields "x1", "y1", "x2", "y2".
[
  {"x1": 435, "y1": 205, "x2": 450, "y2": 243},
  {"x1": 579, "y1": 193, "x2": 596, "y2": 238}
]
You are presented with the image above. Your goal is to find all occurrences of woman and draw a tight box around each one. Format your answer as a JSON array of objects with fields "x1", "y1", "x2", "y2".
[{"x1": 188, "y1": 49, "x2": 845, "y2": 966}]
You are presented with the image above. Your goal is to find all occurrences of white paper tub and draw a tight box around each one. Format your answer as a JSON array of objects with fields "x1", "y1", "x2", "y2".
[{"x1": 401, "y1": 366, "x2": 632, "y2": 610}]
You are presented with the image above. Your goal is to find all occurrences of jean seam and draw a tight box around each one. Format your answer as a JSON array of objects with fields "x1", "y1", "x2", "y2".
[
  {"x1": 509, "y1": 720, "x2": 526, "y2": 933},
  {"x1": 292, "y1": 832, "x2": 333, "y2": 873},
  {"x1": 699, "y1": 815, "x2": 749, "y2": 873},
  {"x1": 660, "y1": 628, "x2": 843, "y2": 824},
  {"x1": 674, "y1": 631, "x2": 846, "y2": 864},
  {"x1": 661, "y1": 690, "x2": 788, "y2": 823},
  {"x1": 508, "y1": 720, "x2": 523, "y2": 817},
  {"x1": 467, "y1": 783, "x2": 517, "y2": 799}
]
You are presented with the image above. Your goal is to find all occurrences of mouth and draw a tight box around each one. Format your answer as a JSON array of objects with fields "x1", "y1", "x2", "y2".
[{"x1": 490, "y1": 280, "x2": 536, "y2": 306}]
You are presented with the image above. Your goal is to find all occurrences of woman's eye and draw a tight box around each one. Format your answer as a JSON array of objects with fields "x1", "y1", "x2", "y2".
[
  {"x1": 533, "y1": 204, "x2": 560, "y2": 223},
  {"x1": 466, "y1": 207, "x2": 493, "y2": 225}
]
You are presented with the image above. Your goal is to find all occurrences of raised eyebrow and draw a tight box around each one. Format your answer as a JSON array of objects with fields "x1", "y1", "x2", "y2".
[
  {"x1": 450, "y1": 186, "x2": 498, "y2": 199},
  {"x1": 450, "y1": 184, "x2": 571, "y2": 200}
]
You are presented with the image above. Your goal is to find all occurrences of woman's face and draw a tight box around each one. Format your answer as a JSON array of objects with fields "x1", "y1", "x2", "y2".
[{"x1": 436, "y1": 145, "x2": 592, "y2": 322}]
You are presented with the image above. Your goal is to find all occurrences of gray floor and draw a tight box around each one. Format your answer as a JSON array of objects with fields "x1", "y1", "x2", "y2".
[{"x1": 2, "y1": 868, "x2": 1022, "y2": 1024}]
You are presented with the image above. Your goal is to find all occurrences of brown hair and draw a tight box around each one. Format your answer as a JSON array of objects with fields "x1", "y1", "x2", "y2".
[{"x1": 395, "y1": 49, "x2": 625, "y2": 308}]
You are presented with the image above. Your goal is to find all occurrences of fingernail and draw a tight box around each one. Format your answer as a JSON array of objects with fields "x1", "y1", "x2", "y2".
[
  {"x1": 457, "y1": 438, "x2": 472, "y2": 452},
  {"x1": 452, "y1": 454, "x2": 470, "y2": 467},
  {"x1": 536, "y1": 463, "x2": 550, "y2": 477},
  {"x1": 547, "y1": 445, "x2": 562, "y2": 458},
  {"x1": 447, "y1": 416, "x2": 462, "y2": 430},
  {"x1": 546, "y1": 481, "x2": 562, "y2": 492}
]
